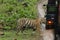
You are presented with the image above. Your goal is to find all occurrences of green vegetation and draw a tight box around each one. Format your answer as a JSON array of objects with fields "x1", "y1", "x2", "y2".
[
  {"x1": 0, "y1": 0, "x2": 39, "y2": 29},
  {"x1": 0, "y1": 0, "x2": 41, "y2": 40},
  {"x1": 0, "y1": 30, "x2": 36, "y2": 40}
]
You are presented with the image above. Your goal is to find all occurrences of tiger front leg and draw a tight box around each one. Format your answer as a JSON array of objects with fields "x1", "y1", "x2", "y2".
[
  {"x1": 32, "y1": 26, "x2": 36, "y2": 31},
  {"x1": 16, "y1": 28, "x2": 20, "y2": 35}
]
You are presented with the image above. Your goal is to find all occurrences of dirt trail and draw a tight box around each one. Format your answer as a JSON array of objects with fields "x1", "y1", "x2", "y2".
[
  {"x1": 37, "y1": 0, "x2": 48, "y2": 18},
  {"x1": 37, "y1": 0, "x2": 54, "y2": 40}
]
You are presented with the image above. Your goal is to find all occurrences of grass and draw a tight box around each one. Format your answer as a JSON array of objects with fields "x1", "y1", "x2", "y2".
[{"x1": 0, "y1": 30, "x2": 37, "y2": 40}]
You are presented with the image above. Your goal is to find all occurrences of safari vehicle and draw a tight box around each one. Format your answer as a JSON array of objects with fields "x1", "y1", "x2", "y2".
[
  {"x1": 46, "y1": 0, "x2": 60, "y2": 40},
  {"x1": 46, "y1": 0, "x2": 58, "y2": 29}
]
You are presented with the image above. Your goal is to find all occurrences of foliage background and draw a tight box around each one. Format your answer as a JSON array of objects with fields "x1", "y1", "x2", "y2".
[{"x1": 0, "y1": 0, "x2": 39, "y2": 30}]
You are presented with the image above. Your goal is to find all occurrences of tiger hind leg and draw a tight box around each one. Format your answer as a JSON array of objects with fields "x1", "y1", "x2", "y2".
[
  {"x1": 16, "y1": 28, "x2": 20, "y2": 35},
  {"x1": 20, "y1": 26, "x2": 26, "y2": 33},
  {"x1": 16, "y1": 26, "x2": 23, "y2": 35}
]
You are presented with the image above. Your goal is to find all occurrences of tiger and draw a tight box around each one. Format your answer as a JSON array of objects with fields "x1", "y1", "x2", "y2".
[{"x1": 16, "y1": 18, "x2": 46, "y2": 35}]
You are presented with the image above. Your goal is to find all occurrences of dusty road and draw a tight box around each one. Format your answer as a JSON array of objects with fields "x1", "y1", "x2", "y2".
[
  {"x1": 37, "y1": 0, "x2": 47, "y2": 18},
  {"x1": 37, "y1": 0, "x2": 54, "y2": 40}
]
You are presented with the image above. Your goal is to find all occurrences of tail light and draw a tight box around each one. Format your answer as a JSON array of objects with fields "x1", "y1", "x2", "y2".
[{"x1": 47, "y1": 20, "x2": 53, "y2": 25}]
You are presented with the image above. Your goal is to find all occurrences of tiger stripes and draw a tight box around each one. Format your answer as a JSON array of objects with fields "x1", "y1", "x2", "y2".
[{"x1": 16, "y1": 18, "x2": 46, "y2": 35}]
